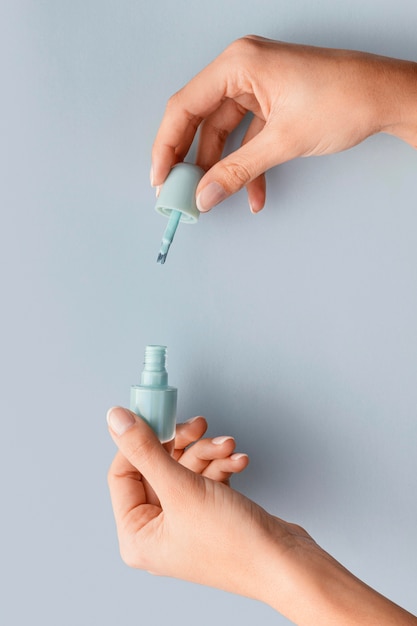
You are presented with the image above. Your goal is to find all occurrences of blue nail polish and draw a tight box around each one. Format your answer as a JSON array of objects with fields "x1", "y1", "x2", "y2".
[{"x1": 130, "y1": 345, "x2": 177, "y2": 445}]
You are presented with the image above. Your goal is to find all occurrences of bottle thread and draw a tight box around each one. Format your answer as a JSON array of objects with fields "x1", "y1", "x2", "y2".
[{"x1": 141, "y1": 345, "x2": 168, "y2": 386}]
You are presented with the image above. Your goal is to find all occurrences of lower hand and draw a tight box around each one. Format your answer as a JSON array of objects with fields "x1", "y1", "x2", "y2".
[
  {"x1": 106, "y1": 406, "x2": 307, "y2": 600},
  {"x1": 107, "y1": 407, "x2": 417, "y2": 625}
]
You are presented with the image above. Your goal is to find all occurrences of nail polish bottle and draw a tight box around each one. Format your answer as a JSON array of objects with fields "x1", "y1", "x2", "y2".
[{"x1": 130, "y1": 345, "x2": 177, "y2": 451}]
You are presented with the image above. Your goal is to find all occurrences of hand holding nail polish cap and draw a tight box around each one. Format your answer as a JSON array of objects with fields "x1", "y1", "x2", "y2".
[{"x1": 151, "y1": 36, "x2": 417, "y2": 215}]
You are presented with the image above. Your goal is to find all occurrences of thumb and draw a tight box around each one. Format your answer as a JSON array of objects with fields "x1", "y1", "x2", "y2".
[
  {"x1": 196, "y1": 127, "x2": 280, "y2": 212},
  {"x1": 107, "y1": 406, "x2": 186, "y2": 500}
]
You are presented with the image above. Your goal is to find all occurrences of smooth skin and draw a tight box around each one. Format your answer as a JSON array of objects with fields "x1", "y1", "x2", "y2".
[
  {"x1": 151, "y1": 36, "x2": 417, "y2": 213},
  {"x1": 107, "y1": 408, "x2": 417, "y2": 625}
]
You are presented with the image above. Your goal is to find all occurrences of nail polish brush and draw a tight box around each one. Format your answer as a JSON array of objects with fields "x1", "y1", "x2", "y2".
[
  {"x1": 155, "y1": 163, "x2": 204, "y2": 264},
  {"x1": 157, "y1": 209, "x2": 182, "y2": 264}
]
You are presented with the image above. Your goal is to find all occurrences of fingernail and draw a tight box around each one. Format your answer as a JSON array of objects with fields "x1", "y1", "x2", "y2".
[
  {"x1": 231, "y1": 453, "x2": 248, "y2": 461},
  {"x1": 185, "y1": 416, "x2": 202, "y2": 424},
  {"x1": 196, "y1": 182, "x2": 227, "y2": 212},
  {"x1": 249, "y1": 199, "x2": 262, "y2": 214},
  {"x1": 212, "y1": 436, "x2": 234, "y2": 445},
  {"x1": 155, "y1": 185, "x2": 162, "y2": 198},
  {"x1": 150, "y1": 165, "x2": 155, "y2": 187},
  {"x1": 107, "y1": 407, "x2": 136, "y2": 436}
]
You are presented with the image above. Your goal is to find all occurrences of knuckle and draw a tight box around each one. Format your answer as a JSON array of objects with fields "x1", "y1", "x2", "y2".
[
  {"x1": 107, "y1": 457, "x2": 119, "y2": 487},
  {"x1": 288, "y1": 521, "x2": 311, "y2": 539},
  {"x1": 127, "y1": 436, "x2": 157, "y2": 468},
  {"x1": 119, "y1": 534, "x2": 154, "y2": 570},
  {"x1": 225, "y1": 35, "x2": 257, "y2": 57},
  {"x1": 119, "y1": 543, "x2": 141, "y2": 569},
  {"x1": 166, "y1": 90, "x2": 201, "y2": 129},
  {"x1": 202, "y1": 119, "x2": 229, "y2": 144},
  {"x1": 223, "y1": 160, "x2": 253, "y2": 189},
  {"x1": 165, "y1": 90, "x2": 181, "y2": 112}
]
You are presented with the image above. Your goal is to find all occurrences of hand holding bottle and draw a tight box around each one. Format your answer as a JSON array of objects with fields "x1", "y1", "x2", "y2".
[
  {"x1": 151, "y1": 36, "x2": 417, "y2": 213},
  {"x1": 107, "y1": 407, "x2": 417, "y2": 625},
  {"x1": 107, "y1": 406, "x2": 277, "y2": 598}
]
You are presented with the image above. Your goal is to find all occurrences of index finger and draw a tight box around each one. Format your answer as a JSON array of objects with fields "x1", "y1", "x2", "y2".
[{"x1": 151, "y1": 54, "x2": 230, "y2": 185}]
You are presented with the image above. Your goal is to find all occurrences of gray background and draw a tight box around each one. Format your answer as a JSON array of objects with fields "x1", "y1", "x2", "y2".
[{"x1": 1, "y1": 1, "x2": 416, "y2": 624}]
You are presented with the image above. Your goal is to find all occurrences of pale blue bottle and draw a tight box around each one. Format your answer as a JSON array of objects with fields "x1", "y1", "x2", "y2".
[{"x1": 130, "y1": 345, "x2": 177, "y2": 449}]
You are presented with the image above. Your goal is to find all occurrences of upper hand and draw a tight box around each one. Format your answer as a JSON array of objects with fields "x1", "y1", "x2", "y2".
[{"x1": 152, "y1": 36, "x2": 417, "y2": 213}]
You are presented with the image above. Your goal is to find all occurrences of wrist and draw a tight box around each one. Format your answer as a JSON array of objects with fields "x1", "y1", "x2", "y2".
[
  {"x1": 255, "y1": 526, "x2": 417, "y2": 625},
  {"x1": 375, "y1": 56, "x2": 417, "y2": 148}
]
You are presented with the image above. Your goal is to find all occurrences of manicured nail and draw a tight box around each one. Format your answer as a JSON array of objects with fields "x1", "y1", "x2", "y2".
[
  {"x1": 231, "y1": 453, "x2": 248, "y2": 461},
  {"x1": 155, "y1": 185, "x2": 162, "y2": 198},
  {"x1": 196, "y1": 182, "x2": 227, "y2": 212},
  {"x1": 249, "y1": 199, "x2": 261, "y2": 214},
  {"x1": 185, "y1": 416, "x2": 202, "y2": 424},
  {"x1": 150, "y1": 165, "x2": 155, "y2": 187},
  {"x1": 107, "y1": 407, "x2": 136, "y2": 436},
  {"x1": 249, "y1": 199, "x2": 263, "y2": 214},
  {"x1": 212, "y1": 436, "x2": 234, "y2": 445}
]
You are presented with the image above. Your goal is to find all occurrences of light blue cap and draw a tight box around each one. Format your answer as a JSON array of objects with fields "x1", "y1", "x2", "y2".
[
  {"x1": 155, "y1": 162, "x2": 204, "y2": 223},
  {"x1": 155, "y1": 163, "x2": 204, "y2": 264}
]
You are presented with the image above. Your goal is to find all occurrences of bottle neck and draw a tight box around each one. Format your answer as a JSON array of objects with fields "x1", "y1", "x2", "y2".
[{"x1": 140, "y1": 345, "x2": 168, "y2": 387}]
